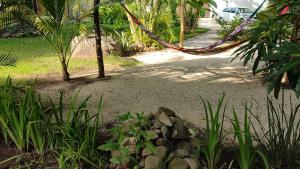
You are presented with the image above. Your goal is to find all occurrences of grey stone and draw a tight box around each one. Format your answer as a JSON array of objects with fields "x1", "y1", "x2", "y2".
[
  {"x1": 158, "y1": 107, "x2": 176, "y2": 116},
  {"x1": 142, "y1": 148, "x2": 153, "y2": 157},
  {"x1": 166, "y1": 153, "x2": 176, "y2": 162},
  {"x1": 176, "y1": 141, "x2": 191, "y2": 152},
  {"x1": 171, "y1": 120, "x2": 189, "y2": 139},
  {"x1": 175, "y1": 149, "x2": 189, "y2": 158},
  {"x1": 155, "y1": 129, "x2": 162, "y2": 134},
  {"x1": 144, "y1": 155, "x2": 165, "y2": 169},
  {"x1": 153, "y1": 120, "x2": 163, "y2": 129},
  {"x1": 139, "y1": 160, "x2": 145, "y2": 168},
  {"x1": 154, "y1": 146, "x2": 169, "y2": 159},
  {"x1": 116, "y1": 165, "x2": 123, "y2": 169},
  {"x1": 184, "y1": 158, "x2": 201, "y2": 169},
  {"x1": 161, "y1": 126, "x2": 170, "y2": 139},
  {"x1": 168, "y1": 158, "x2": 189, "y2": 169},
  {"x1": 109, "y1": 163, "x2": 117, "y2": 169},
  {"x1": 156, "y1": 138, "x2": 168, "y2": 146},
  {"x1": 169, "y1": 116, "x2": 177, "y2": 124},
  {"x1": 158, "y1": 112, "x2": 173, "y2": 127}
]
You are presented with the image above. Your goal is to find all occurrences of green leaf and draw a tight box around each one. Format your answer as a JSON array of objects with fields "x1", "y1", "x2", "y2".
[{"x1": 98, "y1": 142, "x2": 117, "y2": 151}]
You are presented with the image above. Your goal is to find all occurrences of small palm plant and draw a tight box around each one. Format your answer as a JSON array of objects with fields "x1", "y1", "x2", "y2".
[
  {"x1": 201, "y1": 94, "x2": 226, "y2": 169},
  {"x1": 4, "y1": 0, "x2": 86, "y2": 80},
  {"x1": 232, "y1": 108, "x2": 269, "y2": 169}
]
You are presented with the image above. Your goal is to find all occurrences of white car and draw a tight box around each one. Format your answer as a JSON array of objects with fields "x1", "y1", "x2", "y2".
[{"x1": 218, "y1": 7, "x2": 254, "y2": 22}]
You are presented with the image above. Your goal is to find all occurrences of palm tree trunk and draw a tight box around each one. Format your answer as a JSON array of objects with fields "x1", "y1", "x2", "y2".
[
  {"x1": 94, "y1": 0, "x2": 105, "y2": 79},
  {"x1": 61, "y1": 58, "x2": 70, "y2": 81},
  {"x1": 180, "y1": 0, "x2": 185, "y2": 48}
]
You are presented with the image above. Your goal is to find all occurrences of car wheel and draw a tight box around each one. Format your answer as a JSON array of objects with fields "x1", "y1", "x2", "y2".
[{"x1": 218, "y1": 17, "x2": 225, "y2": 24}]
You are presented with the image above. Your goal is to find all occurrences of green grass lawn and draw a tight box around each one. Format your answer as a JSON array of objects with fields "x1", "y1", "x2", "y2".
[{"x1": 0, "y1": 37, "x2": 140, "y2": 82}]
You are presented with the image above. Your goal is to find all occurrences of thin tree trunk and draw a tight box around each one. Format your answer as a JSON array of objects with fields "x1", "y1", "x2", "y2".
[
  {"x1": 94, "y1": 0, "x2": 105, "y2": 79},
  {"x1": 61, "y1": 59, "x2": 70, "y2": 81},
  {"x1": 192, "y1": 8, "x2": 199, "y2": 33},
  {"x1": 180, "y1": 0, "x2": 185, "y2": 48}
]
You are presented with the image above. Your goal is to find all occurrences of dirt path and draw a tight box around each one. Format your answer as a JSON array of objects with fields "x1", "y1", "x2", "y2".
[{"x1": 40, "y1": 19, "x2": 297, "y2": 128}]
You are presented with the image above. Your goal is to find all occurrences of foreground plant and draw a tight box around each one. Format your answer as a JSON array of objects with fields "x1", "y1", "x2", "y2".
[
  {"x1": 0, "y1": 77, "x2": 46, "y2": 153},
  {"x1": 99, "y1": 112, "x2": 156, "y2": 167},
  {"x1": 250, "y1": 96, "x2": 300, "y2": 169},
  {"x1": 201, "y1": 94, "x2": 226, "y2": 169},
  {"x1": 232, "y1": 108, "x2": 269, "y2": 169},
  {"x1": 0, "y1": 78, "x2": 104, "y2": 168}
]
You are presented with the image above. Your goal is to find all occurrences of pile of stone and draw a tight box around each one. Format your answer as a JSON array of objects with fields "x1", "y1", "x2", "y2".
[{"x1": 109, "y1": 107, "x2": 201, "y2": 169}]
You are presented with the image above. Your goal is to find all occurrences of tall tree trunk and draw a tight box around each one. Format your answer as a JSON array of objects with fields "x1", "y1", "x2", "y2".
[
  {"x1": 180, "y1": 0, "x2": 185, "y2": 48},
  {"x1": 94, "y1": 0, "x2": 105, "y2": 79},
  {"x1": 192, "y1": 8, "x2": 199, "y2": 33}
]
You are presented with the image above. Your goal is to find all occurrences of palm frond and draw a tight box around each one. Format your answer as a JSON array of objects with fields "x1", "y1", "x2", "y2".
[{"x1": 0, "y1": 54, "x2": 17, "y2": 66}]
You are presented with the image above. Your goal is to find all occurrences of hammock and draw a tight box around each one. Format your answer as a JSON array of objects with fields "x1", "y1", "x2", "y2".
[{"x1": 119, "y1": 0, "x2": 268, "y2": 54}]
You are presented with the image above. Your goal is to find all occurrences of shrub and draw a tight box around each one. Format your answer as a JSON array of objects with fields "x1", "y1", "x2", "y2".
[
  {"x1": 201, "y1": 94, "x2": 226, "y2": 169},
  {"x1": 99, "y1": 112, "x2": 156, "y2": 167},
  {"x1": 0, "y1": 78, "x2": 104, "y2": 168},
  {"x1": 218, "y1": 16, "x2": 245, "y2": 41},
  {"x1": 232, "y1": 108, "x2": 269, "y2": 169},
  {"x1": 250, "y1": 96, "x2": 300, "y2": 169}
]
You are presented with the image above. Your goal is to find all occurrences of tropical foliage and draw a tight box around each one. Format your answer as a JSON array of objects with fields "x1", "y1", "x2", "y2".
[
  {"x1": 233, "y1": 0, "x2": 300, "y2": 98},
  {"x1": 1, "y1": 0, "x2": 88, "y2": 80}
]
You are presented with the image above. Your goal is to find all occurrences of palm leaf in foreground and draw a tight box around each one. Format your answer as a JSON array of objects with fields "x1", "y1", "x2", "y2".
[{"x1": 0, "y1": 54, "x2": 17, "y2": 66}]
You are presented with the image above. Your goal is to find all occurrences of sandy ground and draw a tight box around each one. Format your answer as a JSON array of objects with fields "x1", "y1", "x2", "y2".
[{"x1": 40, "y1": 18, "x2": 298, "y2": 129}]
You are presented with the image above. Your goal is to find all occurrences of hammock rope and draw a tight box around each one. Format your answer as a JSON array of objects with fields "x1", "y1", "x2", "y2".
[{"x1": 119, "y1": 0, "x2": 267, "y2": 54}]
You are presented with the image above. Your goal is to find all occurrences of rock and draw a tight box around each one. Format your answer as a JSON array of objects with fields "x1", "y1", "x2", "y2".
[
  {"x1": 153, "y1": 120, "x2": 163, "y2": 129},
  {"x1": 169, "y1": 116, "x2": 177, "y2": 124},
  {"x1": 166, "y1": 153, "x2": 176, "y2": 162},
  {"x1": 142, "y1": 148, "x2": 153, "y2": 157},
  {"x1": 171, "y1": 120, "x2": 189, "y2": 139},
  {"x1": 109, "y1": 163, "x2": 117, "y2": 169},
  {"x1": 155, "y1": 129, "x2": 162, "y2": 134},
  {"x1": 158, "y1": 112, "x2": 173, "y2": 127},
  {"x1": 161, "y1": 126, "x2": 170, "y2": 139},
  {"x1": 139, "y1": 160, "x2": 145, "y2": 168},
  {"x1": 116, "y1": 165, "x2": 123, "y2": 169},
  {"x1": 168, "y1": 158, "x2": 189, "y2": 169},
  {"x1": 156, "y1": 138, "x2": 168, "y2": 146},
  {"x1": 158, "y1": 107, "x2": 176, "y2": 116},
  {"x1": 174, "y1": 149, "x2": 189, "y2": 158},
  {"x1": 144, "y1": 155, "x2": 164, "y2": 169},
  {"x1": 154, "y1": 146, "x2": 169, "y2": 159},
  {"x1": 175, "y1": 141, "x2": 191, "y2": 153},
  {"x1": 171, "y1": 128, "x2": 178, "y2": 138},
  {"x1": 184, "y1": 158, "x2": 201, "y2": 169}
]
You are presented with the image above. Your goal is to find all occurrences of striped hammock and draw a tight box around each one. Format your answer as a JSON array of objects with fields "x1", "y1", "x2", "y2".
[{"x1": 120, "y1": 0, "x2": 268, "y2": 54}]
